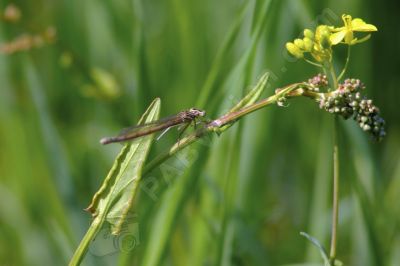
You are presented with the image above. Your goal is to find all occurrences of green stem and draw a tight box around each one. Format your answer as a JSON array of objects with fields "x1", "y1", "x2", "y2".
[
  {"x1": 211, "y1": 83, "x2": 307, "y2": 128},
  {"x1": 304, "y1": 58, "x2": 323, "y2": 68},
  {"x1": 69, "y1": 216, "x2": 104, "y2": 266},
  {"x1": 329, "y1": 64, "x2": 338, "y2": 89},
  {"x1": 326, "y1": 62, "x2": 339, "y2": 264},
  {"x1": 143, "y1": 83, "x2": 315, "y2": 175},
  {"x1": 330, "y1": 116, "x2": 340, "y2": 263},
  {"x1": 143, "y1": 126, "x2": 207, "y2": 174},
  {"x1": 337, "y1": 46, "x2": 351, "y2": 82}
]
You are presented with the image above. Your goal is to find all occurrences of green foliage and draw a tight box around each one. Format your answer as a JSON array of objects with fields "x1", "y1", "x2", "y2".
[{"x1": 70, "y1": 98, "x2": 160, "y2": 265}]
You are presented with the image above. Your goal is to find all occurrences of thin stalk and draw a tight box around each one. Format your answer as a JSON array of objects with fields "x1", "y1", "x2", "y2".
[
  {"x1": 329, "y1": 64, "x2": 338, "y2": 89},
  {"x1": 210, "y1": 94, "x2": 278, "y2": 127},
  {"x1": 305, "y1": 58, "x2": 323, "y2": 68},
  {"x1": 210, "y1": 83, "x2": 305, "y2": 128},
  {"x1": 143, "y1": 83, "x2": 315, "y2": 175},
  {"x1": 143, "y1": 126, "x2": 207, "y2": 174},
  {"x1": 69, "y1": 216, "x2": 104, "y2": 266},
  {"x1": 337, "y1": 46, "x2": 351, "y2": 82},
  {"x1": 327, "y1": 63, "x2": 339, "y2": 264},
  {"x1": 330, "y1": 116, "x2": 340, "y2": 263}
]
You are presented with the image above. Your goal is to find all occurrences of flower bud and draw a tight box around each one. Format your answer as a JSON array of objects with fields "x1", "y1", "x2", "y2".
[
  {"x1": 303, "y1": 37, "x2": 313, "y2": 51},
  {"x1": 286, "y1": 42, "x2": 303, "y2": 58},
  {"x1": 361, "y1": 116, "x2": 368, "y2": 123},
  {"x1": 363, "y1": 124, "x2": 371, "y2": 131},
  {"x1": 316, "y1": 25, "x2": 332, "y2": 49},
  {"x1": 294, "y1": 38, "x2": 305, "y2": 49},
  {"x1": 304, "y1": 29, "x2": 314, "y2": 39}
]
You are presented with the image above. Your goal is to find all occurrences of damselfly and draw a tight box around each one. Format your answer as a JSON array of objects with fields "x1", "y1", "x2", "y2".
[{"x1": 100, "y1": 108, "x2": 206, "y2": 145}]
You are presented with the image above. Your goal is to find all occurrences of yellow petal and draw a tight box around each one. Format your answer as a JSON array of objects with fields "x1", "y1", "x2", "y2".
[
  {"x1": 330, "y1": 31, "x2": 346, "y2": 45},
  {"x1": 350, "y1": 34, "x2": 371, "y2": 45},
  {"x1": 294, "y1": 38, "x2": 305, "y2": 49},
  {"x1": 331, "y1": 26, "x2": 346, "y2": 32},
  {"x1": 303, "y1": 37, "x2": 313, "y2": 51},
  {"x1": 342, "y1": 14, "x2": 352, "y2": 27},
  {"x1": 303, "y1": 29, "x2": 314, "y2": 39},
  {"x1": 351, "y1": 18, "x2": 377, "y2": 32}
]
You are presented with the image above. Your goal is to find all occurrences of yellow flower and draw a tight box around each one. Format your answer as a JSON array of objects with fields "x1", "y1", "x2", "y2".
[
  {"x1": 315, "y1": 25, "x2": 332, "y2": 49},
  {"x1": 330, "y1": 14, "x2": 377, "y2": 45},
  {"x1": 310, "y1": 25, "x2": 333, "y2": 63}
]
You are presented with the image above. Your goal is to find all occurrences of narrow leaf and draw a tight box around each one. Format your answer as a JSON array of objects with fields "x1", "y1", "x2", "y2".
[
  {"x1": 300, "y1": 232, "x2": 331, "y2": 266},
  {"x1": 85, "y1": 98, "x2": 160, "y2": 234},
  {"x1": 228, "y1": 72, "x2": 269, "y2": 113},
  {"x1": 215, "y1": 72, "x2": 269, "y2": 134}
]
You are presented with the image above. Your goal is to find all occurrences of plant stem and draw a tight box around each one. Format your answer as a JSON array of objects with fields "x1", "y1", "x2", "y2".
[
  {"x1": 329, "y1": 64, "x2": 338, "y2": 89},
  {"x1": 143, "y1": 83, "x2": 313, "y2": 175},
  {"x1": 327, "y1": 62, "x2": 339, "y2": 264},
  {"x1": 143, "y1": 126, "x2": 207, "y2": 174},
  {"x1": 330, "y1": 116, "x2": 339, "y2": 263},
  {"x1": 210, "y1": 83, "x2": 305, "y2": 128},
  {"x1": 69, "y1": 216, "x2": 104, "y2": 266},
  {"x1": 337, "y1": 46, "x2": 351, "y2": 82},
  {"x1": 304, "y1": 58, "x2": 323, "y2": 68}
]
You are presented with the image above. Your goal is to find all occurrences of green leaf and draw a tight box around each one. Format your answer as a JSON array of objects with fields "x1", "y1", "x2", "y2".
[
  {"x1": 300, "y1": 232, "x2": 343, "y2": 266},
  {"x1": 228, "y1": 72, "x2": 269, "y2": 113},
  {"x1": 85, "y1": 98, "x2": 160, "y2": 234},
  {"x1": 213, "y1": 72, "x2": 269, "y2": 134},
  {"x1": 300, "y1": 232, "x2": 331, "y2": 266}
]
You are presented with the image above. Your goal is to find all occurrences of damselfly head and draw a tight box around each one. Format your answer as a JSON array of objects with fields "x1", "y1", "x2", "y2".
[{"x1": 189, "y1": 108, "x2": 206, "y2": 117}]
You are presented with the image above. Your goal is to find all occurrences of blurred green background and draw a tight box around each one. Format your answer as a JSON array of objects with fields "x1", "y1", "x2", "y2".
[{"x1": 0, "y1": 0, "x2": 399, "y2": 265}]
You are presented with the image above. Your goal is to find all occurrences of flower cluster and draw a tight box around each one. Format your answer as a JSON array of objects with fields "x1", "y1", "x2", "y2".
[
  {"x1": 286, "y1": 26, "x2": 333, "y2": 62},
  {"x1": 284, "y1": 14, "x2": 385, "y2": 142},
  {"x1": 317, "y1": 78, "x2": 385, "y2": 141},
  {"x1": 286, "y1": 15, "x2": 377, "y2": 64},
  {"x1": 307, "y1": 73, "x2": 329, "y2": 92}
]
